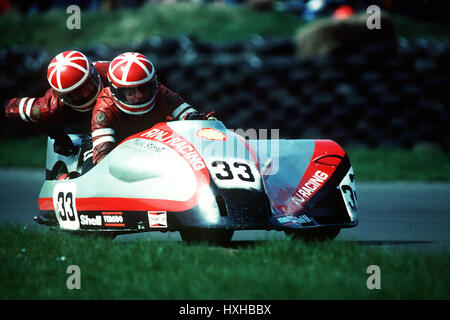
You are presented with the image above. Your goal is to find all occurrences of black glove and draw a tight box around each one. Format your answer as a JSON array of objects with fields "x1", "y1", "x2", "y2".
[
  {"x1": 183, "y1": 111, "x2": 218, "y2": 121},
  {"x1": 53, "y1": 134, "x2": 77, "y2": 156}
]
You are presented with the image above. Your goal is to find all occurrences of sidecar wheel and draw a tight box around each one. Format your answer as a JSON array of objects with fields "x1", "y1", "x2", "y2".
[
  {"x1": 72, "y1": 231, "x2": 117, "y2": 240},
  {"x1": 285, "y1": 227, "x2": 340, "y2": 242},
  {"x1": 180, "y1": 229, "x2": 234, "y2": 245}
]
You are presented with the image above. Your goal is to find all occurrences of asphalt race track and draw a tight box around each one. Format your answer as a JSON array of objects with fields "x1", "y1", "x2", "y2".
[{"x1": 1, "y1": 168, "x2": 449, "y2": 252}]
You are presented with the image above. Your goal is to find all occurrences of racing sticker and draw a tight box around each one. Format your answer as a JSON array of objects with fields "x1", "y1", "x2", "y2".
[
  {"x1": 148, "y1": 211, "x2": 167, "y2": 228},
  {"x1": 196, "y1": 128, "x2": 227, "y2": 141},
  {"x1": 276, "y1": 214, "x2": 312, "y2": 226},
  {"x1": 102, "y1": 212, "x2": 125, "y2": 227},
  {"x1": 53, "y1": 182, "x2": 80, "y2": 230},
  {"x1": 79, "y1": 214, "x2": 102, "y2": 227}
]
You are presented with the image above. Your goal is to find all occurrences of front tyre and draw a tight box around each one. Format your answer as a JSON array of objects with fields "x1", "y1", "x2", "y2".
[
  {"x1": 180, "y1": 229, "x2": 234, "y2": 245},
  {"x1": 285, "y1": 227, "x2": 340, "y2": 242}
]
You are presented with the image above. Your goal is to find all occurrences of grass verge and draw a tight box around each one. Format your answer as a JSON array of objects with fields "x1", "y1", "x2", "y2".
[
  {"x1": 0, "y1": 137, "x2": 47, "y2": 168},
  {"x1": 349, "y1": 147, "x2": 450, "y2": 181},
  {"x1": 0, "y1": 137, "x2": 449, "y2": 181},
  {"x1": 0, "y1": 3, "x2": 303, "y2": 50},
  {"x1": 0, "y1": 223, "x2": 448, "y2": 299},
  {"x1": 0, "y1": 3, "x2": 448, "y2": 50}
]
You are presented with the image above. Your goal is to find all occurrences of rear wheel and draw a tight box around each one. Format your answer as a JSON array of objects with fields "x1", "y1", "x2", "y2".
[
  {"x1": 285, "y1": 227, "x2": 340, "y2": 242},
  {"x1": 180, "y1": 229, "x2": 234, "y2": 245},
  {"x1": 71, "y1": 231, "x2": 118, "y2": 240}
]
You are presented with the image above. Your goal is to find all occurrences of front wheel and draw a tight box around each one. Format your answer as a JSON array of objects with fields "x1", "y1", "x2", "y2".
[
  {"x1": 180, "y1": 229, "x2": 234, "y2": 245},
  {"x1": 285, "y1": 227, "x2": 340, "y2": 242}
]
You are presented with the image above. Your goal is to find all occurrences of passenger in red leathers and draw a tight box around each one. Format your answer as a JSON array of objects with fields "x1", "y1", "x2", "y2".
[
  {"x1": 91, "y1": 52, "x2": 215, "y2": 165},
  {"x1": 3, "y1": 50, "x2": 110, "y2": 161},
  {"x1": 2, "y1": 50, "x2": 110, "y2": 226}
]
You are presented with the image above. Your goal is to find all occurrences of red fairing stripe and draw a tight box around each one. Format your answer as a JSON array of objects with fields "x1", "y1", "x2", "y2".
[
  {"x1": 39, "y1": 196, "x2": 198, "y2": 212},
  {"x1": 274, "y1": 140, "x2": 346, "y2": 215},
  {"x1": 122, "y1": 122, "x2": 210, "y2": 183}
]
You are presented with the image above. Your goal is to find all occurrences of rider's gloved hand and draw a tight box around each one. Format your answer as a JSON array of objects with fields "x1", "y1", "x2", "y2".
[
  {"x1": 183, "y1": 111, "x2": 206, "y2": 120},
  {"x1": 53, "y1": 134, "x2": 77, "y2": 156},
  {"x1": 183, "y1": 111, "x2": 218, "y2": 121},
  {"x1": 205, "y1": 111, "x2": 218, "y2": 121}
]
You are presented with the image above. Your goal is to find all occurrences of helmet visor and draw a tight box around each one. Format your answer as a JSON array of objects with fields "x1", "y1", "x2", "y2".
[
  {"x1": 111, "y1": 78, "x2": 157, "y2": 106},
  {"x1": 60, "y1": 70, "x2": 101, "y2": 107}
]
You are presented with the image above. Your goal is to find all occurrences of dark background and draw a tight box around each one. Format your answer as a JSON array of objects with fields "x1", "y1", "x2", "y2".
[{"x1": 0, "y1": 0, "x2": 449, "y2": 150}]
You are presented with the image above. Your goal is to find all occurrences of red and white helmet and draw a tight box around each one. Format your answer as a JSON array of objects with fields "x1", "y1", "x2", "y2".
[
  {"x1": 47, "y1": 50, "x2": 102, "y2": 112},
  {"x1": 107, "y1": 52, "x2": 158, "y2": 115}
]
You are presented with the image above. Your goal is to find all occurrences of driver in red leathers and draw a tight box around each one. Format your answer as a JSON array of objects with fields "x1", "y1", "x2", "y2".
[
  {"x1": 3, "y1": 50, "x2": 110, "y2": 171},
  {"x1": 91, "y1": 52, "x2": 215, "y2": 165}
]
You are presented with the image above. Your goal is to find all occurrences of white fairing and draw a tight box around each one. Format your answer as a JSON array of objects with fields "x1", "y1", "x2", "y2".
[
  {"x1": 45, "y1": 134, "x2": 84, "y2": 173},
  {"x1": 167, "y1": 121, "x2": 264, "y2": 192},
  {"x1": 40, "y1": 121, "x2": 358, "y2": 232},
  {"x1": 107, "y1": 138, "x2": 197, "y2": 201},
  {"x1": 41, "y1": 136, "x2": 198, "y2": 204}
]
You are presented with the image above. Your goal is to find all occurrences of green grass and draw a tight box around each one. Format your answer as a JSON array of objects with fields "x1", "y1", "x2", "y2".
[
  {"x1": 350, "y1": 147, "x2": 450, "y2": 181},
  {"x1": 0, "y1": 224, "x2": 448, "y2": 299},
  {"x1": 1, "y1": 137, "x2": 449, "y2": 181},
  {"x1": 0, "y1": 3, "x2": 448, "y2": 51},
  {"x1": 0, "y1": 137, "x2": 47, "y2": 168},
  {"x1": 0, "y1": 3, "x2": 303, "y2": 50}
]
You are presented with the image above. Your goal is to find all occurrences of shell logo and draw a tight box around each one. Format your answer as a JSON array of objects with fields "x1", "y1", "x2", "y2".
[{"x1": 196, "y1": 128, "x2": 227, "y2": 141}]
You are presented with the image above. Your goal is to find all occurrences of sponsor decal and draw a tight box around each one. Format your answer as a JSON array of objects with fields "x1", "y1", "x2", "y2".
[
  {"x1": 102, "y1": 211, "x2": 125, "y2": 227},
  {"x1": 80, "y1": 214, "x2": 102, "y2": 226},
  {"x1": 196, "y1": 128, "x2": 227, "y2": 141},
  {"x1": 276, "y1": 214, "x2": 312, "y2": 225},
  {"x1": 148, "y1": 211, "x2": 167, "y2": 228},
  {"x1": 274, "y1": 170, "x2": 330, "y2": 214},
  {"x1": 130, "y1": 139, "x2": 165, "y2": 153},
  {"x1": 79, "y1": 212, "x2": 125, "y2": 228},
  {"x1": 290, "y1": 170, "x2": 329, "y2": 207},
  {"x1": 140, "y1": 128, "x2": 206, "y2": 171},
  {"x1": 274, "y1": 140, "x2": 345, "y2": 215}
]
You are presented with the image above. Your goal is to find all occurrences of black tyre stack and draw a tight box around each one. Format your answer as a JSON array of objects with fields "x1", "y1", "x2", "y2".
[{"x1": 1, "y1": 36, "x2": 449, "y2": 150}]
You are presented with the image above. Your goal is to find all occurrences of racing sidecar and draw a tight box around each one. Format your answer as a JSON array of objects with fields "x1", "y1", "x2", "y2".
[{"x1": 37, "y1": 120, "x2": 358, "y2": 243}]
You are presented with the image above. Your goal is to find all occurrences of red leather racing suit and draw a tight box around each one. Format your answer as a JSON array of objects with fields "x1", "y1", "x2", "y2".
[
  {"x1": 91, "y1": 83, "x2": 198, "y2": 165},
  {"x1": 4, "y1": 61, "x2": 110, "y2": 155}
]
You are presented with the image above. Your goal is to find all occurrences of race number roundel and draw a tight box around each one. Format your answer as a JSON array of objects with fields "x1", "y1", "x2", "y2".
[{"x1": 53, "y1": 182, "x2": 80, "y2": 230}]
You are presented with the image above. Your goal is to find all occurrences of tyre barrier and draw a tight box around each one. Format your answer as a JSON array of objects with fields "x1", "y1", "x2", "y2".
[{"x1": 0, "y1": 36, "x2": 448, "y2": 150}]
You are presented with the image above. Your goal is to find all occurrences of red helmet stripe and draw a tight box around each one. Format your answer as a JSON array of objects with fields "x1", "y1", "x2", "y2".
[
  {"x1": 108, "y1": 52, "x2": 155, "y2": 86},
  {"x1": 65, "y1": 61, "x2": 88, "y2": 73},
  {"x1": 121, "y1": 58, "x2": 135, "y2": 83},
  {"x1": 109, "y1": 57, "x2": 128, "y2": 74},
  {"x1": 47, "y1": 51, "x2": 91, "y2": 93}
]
